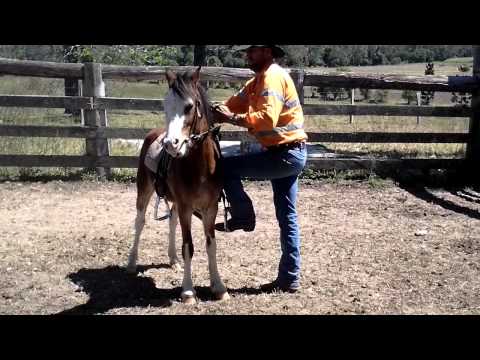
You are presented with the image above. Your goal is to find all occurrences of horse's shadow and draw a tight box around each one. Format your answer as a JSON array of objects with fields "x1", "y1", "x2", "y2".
[
  {"x1": 56, "y1": 264, "x2": 179, "y2": 315},
  {"x1": 56, "y1": 264, "x2": 266, "y2": 315}
]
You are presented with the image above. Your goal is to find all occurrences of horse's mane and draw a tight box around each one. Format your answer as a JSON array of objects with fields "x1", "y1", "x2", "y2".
[{"x1": 171, "y1": 71, "x2": 213, "y2": 127}]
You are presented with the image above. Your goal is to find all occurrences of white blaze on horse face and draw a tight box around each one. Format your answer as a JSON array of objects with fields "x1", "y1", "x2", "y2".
[{"x1": 164, "y1": 89, "x2": 193, "y2": 158}]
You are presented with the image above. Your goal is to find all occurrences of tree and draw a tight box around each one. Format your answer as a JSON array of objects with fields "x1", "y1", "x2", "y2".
[
  {"x1": 372, "y1": 90, "x2": 389, "y2": 104},
  {"x1": 307, "y1": 46, "x2": 325, "y2": 67},
  {"x1": 421, "y1": 63, "x2": 435, "y2": 105},
  {"x1": 141, "y1": 46, "x2": 178, "y2": 66},
  {"x1": 359, "y1": 88, "x2": 371, "y2": 102},
  {"x1": 350, "y1": 46, "x2": 370, "y2": 66},
  {"x1": 222, "y1": 51, "x2": 245, "y2": 68},
  {"x1": 194, "y1": 45, "x2": 207, "y2": 66},
  {"x1": 283, "y1": 45, "x2": 309, "y2": 67},
  {"x1": 194, "y1": 45, "x2": 208, "y2": 88},
  {"x1": 451, "y1": 92, "x2": 472, "y2": 107},
  {"x1": 172, "y1": 45, "x2": 194, "y2": 66},
  {"x1": 63, "y1": 45, "x2": 81, "y2": 116},
  {"x1": 323, "y1": 46, "x2": 350, "y2": 67},
  {"x1": 402, "y1": 90, "x2": 417, "y2": 105},
  {"x1": 370, "y1": 46, "x2": 388, "y2": 65}
]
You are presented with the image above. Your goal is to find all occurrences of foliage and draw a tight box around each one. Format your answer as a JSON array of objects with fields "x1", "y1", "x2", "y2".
[
  {"x1": 451, "y1": 92, "x2": 472, "y2": 106},
  {"x1": 421, "y1": 63, "x2": 435, "y2": 105},
  {"x1": 402, "y1": 90, "x2": 418, "y2": 105},
  {"x1": 0, "y1": 45, "x2": 474, "y2": 69},
  {"x1": 359, "y1": 88, "x2": 371, "y2": 102},
  {"x1": 371, "y1": 90, "x2": 389, "y2": 104}
]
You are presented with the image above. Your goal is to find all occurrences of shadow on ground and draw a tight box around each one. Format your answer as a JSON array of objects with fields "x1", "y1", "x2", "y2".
[
  {"x1": 56, "y1": 265, "x2": 178, "y2": 315},
  {"x1": 381, "y1": 168, "x2": 480, "y2": 221},
  {"x1": 57, "y1": 264, "x2": 273, "y2": 315}
]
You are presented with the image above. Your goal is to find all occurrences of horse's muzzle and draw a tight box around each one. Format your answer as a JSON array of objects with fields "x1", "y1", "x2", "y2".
[{"x1": 164, "y1": 137, "x2": 188, "y2": 158}]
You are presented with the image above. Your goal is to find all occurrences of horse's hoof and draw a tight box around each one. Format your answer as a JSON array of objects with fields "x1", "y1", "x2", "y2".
[
  {"x1": 182, "y1": 295, "x2": 197, "y2": 305},
  {"x1": 214, "y1": 291, "x2": 230, "y2": 302},
  {"x1": 170, "y1": 262, "x2": 182, "y2": 271}
]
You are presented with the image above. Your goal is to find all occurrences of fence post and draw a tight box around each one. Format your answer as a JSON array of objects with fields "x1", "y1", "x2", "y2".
[
  {"x1": 82, "y1": 62, "x2": 111, "y2": 179},
  {"x1": 416, "y1": 91, "x2": 421, "y2": 125},
  {"x1": 466, "y1": 45, "x2": 480, "y2": 181},
  {"x1": 291, "y1": 68, "x2": 305, "y2": 106},
  {"x1": 350, "y1": 88, "x2": 355, "y2": 124}
]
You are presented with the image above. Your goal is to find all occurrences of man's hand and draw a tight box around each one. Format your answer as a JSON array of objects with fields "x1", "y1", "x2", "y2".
[{"x1": 210, "y1": 103, "x2": 236, "y2": 124}]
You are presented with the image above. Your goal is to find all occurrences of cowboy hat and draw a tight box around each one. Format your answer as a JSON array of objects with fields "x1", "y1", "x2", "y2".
[{"x1": 232, "y1": 45, "x2": 286, "y2": 58}]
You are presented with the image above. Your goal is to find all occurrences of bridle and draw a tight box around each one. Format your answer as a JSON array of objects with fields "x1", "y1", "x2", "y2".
[{"x1": 177, "y1": 87, "x2": 221, "y2": 153}]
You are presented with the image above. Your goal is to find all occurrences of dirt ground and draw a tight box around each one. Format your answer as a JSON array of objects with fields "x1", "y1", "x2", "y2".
[{"x1": 1, "y1": 178, "x2": 479, "y2": 315}]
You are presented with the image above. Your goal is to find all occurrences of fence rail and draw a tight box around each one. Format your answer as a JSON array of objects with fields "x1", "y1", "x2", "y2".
[
  {"x1": 0, "y1": 155, "x2": 466, "y2": 172},
  {"x1": 0, "y1": 95, "x2": 473, "y2": 117},
  {"x1": 1, "y1": 57, "x2": 479, "y2": 91},
  {"x1": 0, "y1": 50, "x2": 479, "y2": 177},
  {"x1": 0, "y1": 125, "x2": 470, "y2": 143}
]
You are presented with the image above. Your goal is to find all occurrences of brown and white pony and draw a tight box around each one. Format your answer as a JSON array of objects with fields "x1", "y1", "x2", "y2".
[{"x1": 126, "y1": 67, "x2": 229, "y2": 304}]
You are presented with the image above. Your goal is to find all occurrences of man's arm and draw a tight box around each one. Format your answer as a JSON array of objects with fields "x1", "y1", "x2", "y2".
[
  {"x1": 224, "y1": 86, "x2": 249, "y2": 114},
  {"x1": 210, "y1": 104, "x2": 252, "y2": 128},
  {"x1": 211, "y1": 75, "x2": 285, "y2": 131},
  {"x1": 239, "y1": 75, "x2": 284, "y2": 130}
]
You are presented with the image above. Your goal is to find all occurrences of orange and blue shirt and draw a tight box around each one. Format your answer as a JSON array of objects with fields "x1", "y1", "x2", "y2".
[{"x1": 224, "y1": 63, "x2": 308, "y2": 148}]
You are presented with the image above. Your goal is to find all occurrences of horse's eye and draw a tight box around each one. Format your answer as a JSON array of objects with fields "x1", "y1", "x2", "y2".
[{"x1": 184, "y1": 104, "x2": 193, "y2": 114}]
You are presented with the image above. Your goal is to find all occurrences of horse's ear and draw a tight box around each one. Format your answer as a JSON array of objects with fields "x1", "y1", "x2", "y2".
[
  {"x1": 165, "y1": 69, "x2": 176, "y2": 88},
  {"x1": 192, "y1": 66, "x2": 201, "y2": 84}
]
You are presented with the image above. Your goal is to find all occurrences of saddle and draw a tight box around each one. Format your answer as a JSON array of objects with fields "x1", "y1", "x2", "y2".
[{"x1": 144, "y1": 133, "x2": 172, "y2": 198}]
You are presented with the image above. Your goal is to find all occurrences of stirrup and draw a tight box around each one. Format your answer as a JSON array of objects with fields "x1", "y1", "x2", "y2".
[
  {"x1": 153, "y1": 196, "x2": 171, "y2": 221},
  {"x1": 221, "y1": 191, "x2": 231, "y2": 232}
]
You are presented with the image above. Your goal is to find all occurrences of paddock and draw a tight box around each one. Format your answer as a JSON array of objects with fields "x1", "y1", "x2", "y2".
[
  {"x1": 1, "y1": 48, "x2": 480, "y2": 314},
  {"x1": 1, "y1": 179, "x2": 479, "y2": 315}
]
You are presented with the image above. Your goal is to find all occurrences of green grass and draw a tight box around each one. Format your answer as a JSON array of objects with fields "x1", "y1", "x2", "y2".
[
  {"x1": 308, "y1": 57, "x2": 474, "y2": 78},
  {"x1": 0, "y1": 59, "x2": 475, "y2": 179}
]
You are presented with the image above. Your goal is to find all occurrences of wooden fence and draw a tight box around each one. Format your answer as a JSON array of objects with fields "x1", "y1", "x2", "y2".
[{"x1": 0, "y1": 46, "x2": 479, "y2": 177}]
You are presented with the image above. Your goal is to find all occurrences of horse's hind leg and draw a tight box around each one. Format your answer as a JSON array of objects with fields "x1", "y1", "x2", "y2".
[
  {"x1": 168, "y1": 203, "x2": 181, "y2": 270},
  {"x1": 203, "y1": 203, "x2": 229, "y2": 301},
  {"x1": 127, "y1": 177, "x2": 154, "y2": 274}
]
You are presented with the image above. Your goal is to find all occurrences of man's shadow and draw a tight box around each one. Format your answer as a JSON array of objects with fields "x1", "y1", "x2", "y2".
[{"x1": 56, "y1": 264, "x2": 267, "y2": 315}]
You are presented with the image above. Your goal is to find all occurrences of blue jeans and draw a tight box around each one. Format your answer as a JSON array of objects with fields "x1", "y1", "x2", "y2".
[{"x1": 222, "y1": 143, "x2": 307, "y2": 288}]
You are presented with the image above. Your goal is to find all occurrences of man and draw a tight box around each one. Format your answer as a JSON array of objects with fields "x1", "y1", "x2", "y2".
[{"x1": 210, "y1": 45, "x2": 308, "y2": 293}]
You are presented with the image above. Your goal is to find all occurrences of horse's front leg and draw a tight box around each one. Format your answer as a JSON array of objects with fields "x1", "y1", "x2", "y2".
[
  {"x1": 178, "y1": 205, "x2": 196, "y2": 304},
  {"x1": 168, "y1": 203, "x2": 181, "y2": 270},
  {"x1": 202, "y1": 202, "x2": 229, "y2": 301}
]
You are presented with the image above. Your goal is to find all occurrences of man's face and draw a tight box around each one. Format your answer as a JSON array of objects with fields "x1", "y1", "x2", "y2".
[{"x1": 246, "y1": 47, "x2": 273, "y2": 72}]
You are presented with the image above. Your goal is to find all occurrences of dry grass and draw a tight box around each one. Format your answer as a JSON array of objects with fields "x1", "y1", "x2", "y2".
[{"x1": 0, "y1": 59, "x2": 474, "y2": 174}]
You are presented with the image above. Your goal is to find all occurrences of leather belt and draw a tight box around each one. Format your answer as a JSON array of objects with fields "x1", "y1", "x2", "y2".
[{"x1": 267, "y1": 141, "x2": 306, "y2": 152}]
